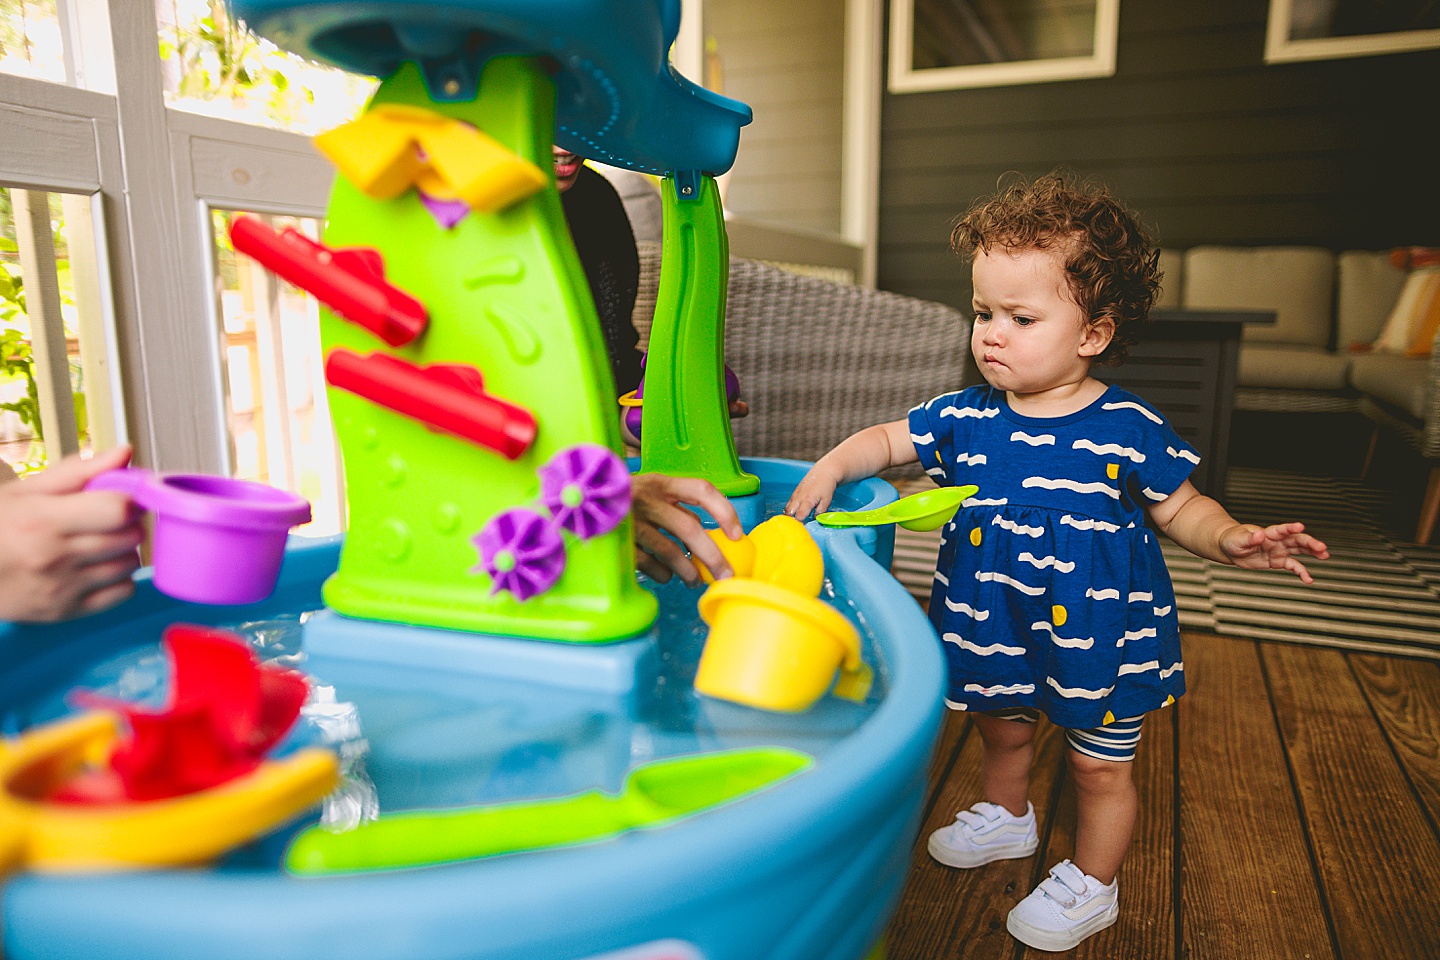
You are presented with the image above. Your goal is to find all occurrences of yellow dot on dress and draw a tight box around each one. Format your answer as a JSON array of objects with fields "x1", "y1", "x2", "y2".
[
  {"x1": 1107, "y1": 463, "x2": 1119, "y2": 479},
  {"x1": 1051, "y1": 604, "x2": 1067, "y2": 626},
  {"x1": 970, "y1": 527, "x2": 982, "y2": 546},
  {"x1": 1163, "y1": 695, "x2": 1175, "y2": 707},
  {"x1": 1102, "y1": 711, "x2": 1115, "y2": 725}
]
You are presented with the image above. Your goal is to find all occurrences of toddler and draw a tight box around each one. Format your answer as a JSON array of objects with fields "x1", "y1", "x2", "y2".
[{"x1": 786, "y1": 171, "x2": 1328, "y2": 951}]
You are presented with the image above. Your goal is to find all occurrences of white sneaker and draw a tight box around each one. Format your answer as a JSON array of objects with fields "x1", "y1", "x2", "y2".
[
  {"x1": 1006, "y1": 860, "x2": 1118, "y2": 951},
  {"x1": 926, "y1": 801, "x2": 1038, "y2": 868}
]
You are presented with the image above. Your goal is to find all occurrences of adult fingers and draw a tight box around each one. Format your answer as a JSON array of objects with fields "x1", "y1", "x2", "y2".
[
  {"x1": 634, "y1": 546, "x2": 672, "y2": 583},
  {"x1": 53, "y1": 491, "x2": 141, "y2": 536},
  {"x1": 672, "y1": 478, "x2": 743, "y2": 540},
  {"x1": 68, "y1": 526, "x2": 146, "y2": 564},
  {"x1": 635, "y1": 522, "x2": 698, "y2": 585},
  {"x1": 77, "y1": 578, "x2": 138, "y2": 617},
  {"x1": 21, "y1": 445, "x2": 132, "y2": 496}
]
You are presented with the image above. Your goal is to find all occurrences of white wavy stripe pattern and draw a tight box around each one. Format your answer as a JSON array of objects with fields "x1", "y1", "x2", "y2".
[
  {"x1": 1168, "y1": 445, "x2": 1201, "y2": 464},
  {"x1": 1018, "y1": 552, "x2": 1075, "y2": 572},
  {"x1": 943, "y1": 597, "x2": 990, "y2": 620},
  {"x1": 942, "y1": 633, "x2": 1025, "y2": 656},
  {"x1": 1072, "y1": 438, "x2": 1145, "y2": 462},
  {"x1": 1116, "y1": 627, "x2": 1158, "y2": 647},
  {"x1": 1010, "y1": 431, "x2": 1055, "y2": 446},
  {"x1": 964, "y1": 682, "x2": 1036, "y2": 696},
  {"x1": 911, "y1": 431, "x2": 934, "y2": 444},
  {"x1": 1045, "y1": 677, "x2": 1115, "y2": 699},
  {"x1": 941, "y1": 406, "x2": 999, "y2": 419},
  {"x1": 1023, "y1": 476, "x2": 1120, "y2": 499},
  {"x1": 976, "y1": 570, "x2": 1045, "y2": 596},
  {"x1": 1062, "y1": 514, "x2": 1121, "y2": 533},
  {"x1": 1102, "y1": 400, "x2": 1163, "y2": 424},
  {"x1": 991, "y1": 515, "x2": 1043, "y2": 537},
  {"x1": 1030, "y1": 621, "x2": 1095, "y2": 649},
  {"x1": 1086, "y1": 587, "x2": 1121, "y2": 600},
  {"x1": 955, "y1": 452, "x2": 987, "y2": 466}
]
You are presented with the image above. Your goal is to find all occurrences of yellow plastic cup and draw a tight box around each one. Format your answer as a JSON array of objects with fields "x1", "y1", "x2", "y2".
[{"x1": 695, "y1": 579, "x2": 862, "y2": 712}]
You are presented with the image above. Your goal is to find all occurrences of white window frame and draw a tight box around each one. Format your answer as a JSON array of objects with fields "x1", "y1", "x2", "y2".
[
  {"x1": 2, "y1": 0, "x2": 339, "y2": 476},
  {"x1": 1264, "y1": 0, "x2": 1440, "y2": 63},
  {"x1": 888, "y1": 0, "x2": 1119, "y2": 93}
]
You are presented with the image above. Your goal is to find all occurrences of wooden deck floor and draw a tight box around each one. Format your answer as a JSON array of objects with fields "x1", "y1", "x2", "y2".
[{"x1": 885, "y1": 633, "x2": 1440, "y2": 959}]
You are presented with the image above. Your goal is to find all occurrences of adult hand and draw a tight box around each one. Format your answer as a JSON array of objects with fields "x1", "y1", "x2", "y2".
[
  {"x1": 631, "y1": 473, "x2": 744, "y2": 586},
  {"x1": 0, "y1": 446, "x2": 145, "y2": 622}
]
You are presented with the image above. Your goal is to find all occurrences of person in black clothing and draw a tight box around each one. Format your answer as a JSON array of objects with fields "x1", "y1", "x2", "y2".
[{"x1": 556, "y1": 151, "x2": 645, "y2": 399}]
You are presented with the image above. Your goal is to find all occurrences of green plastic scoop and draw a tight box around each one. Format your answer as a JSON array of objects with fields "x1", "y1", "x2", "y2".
[
  {"x1": 285, "y1": 746, "x2": 812, "y2": 875},
  {"x1": 816, "y1": 485, "x2": 978, "y2": 533}
]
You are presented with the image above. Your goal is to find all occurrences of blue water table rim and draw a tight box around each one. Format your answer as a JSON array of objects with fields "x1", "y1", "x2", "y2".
[
  {"x1": 228, "y1": 0, "x2": 753, "y2": 177},
  {"x1": 0, "y1": 459, "x2": 942, "y2": 960}
]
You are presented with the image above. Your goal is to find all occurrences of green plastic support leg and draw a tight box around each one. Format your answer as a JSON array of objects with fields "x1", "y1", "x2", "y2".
[
  {"x1": 639, "y1": 175, "x2": 759, "y2": 497},
  {"x1": 318, "y1": 57, "x2": 656, "y2": 642}
]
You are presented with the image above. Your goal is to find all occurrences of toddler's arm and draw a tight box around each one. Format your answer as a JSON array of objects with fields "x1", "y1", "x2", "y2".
[
  {"x1": 1148, "y1": 480, "x2": 1329, "y2": 583},
  {"x1": 785, "y1": 420, "x2": 917, "y2": 519}
]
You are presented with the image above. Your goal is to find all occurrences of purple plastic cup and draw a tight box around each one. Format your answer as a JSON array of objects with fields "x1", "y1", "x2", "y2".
[{"x1": 86, "y1": 468, "x2": 313, "y2": 605}]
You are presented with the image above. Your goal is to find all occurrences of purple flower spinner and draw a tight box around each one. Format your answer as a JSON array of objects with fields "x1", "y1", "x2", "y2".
[
  {"x1": 539, "y1": 444, "x2": 630, "y2": 540},
  {"x1": 473, "y1": 508, "x2": 566, "y2": 602}
]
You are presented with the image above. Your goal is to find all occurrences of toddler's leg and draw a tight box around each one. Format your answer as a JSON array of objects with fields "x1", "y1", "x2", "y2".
[
  {"x1": 926, "y1": 710, "x2": 1039, "y2": 868},
  {"x1": 974, "y1": 710, "x2": 1037, "y2": 816},
  {"x1": 1069, "y1": 748, "x2": 1137, "y2": 884},
  {"x1": 1006, "y1": 717, "x2": 1142, "y2": 951}
]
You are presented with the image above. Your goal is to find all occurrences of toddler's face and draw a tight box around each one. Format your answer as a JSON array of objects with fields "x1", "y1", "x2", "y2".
[{"x1": 969, "y1": 245, "x2": 1101, "y2": 398}]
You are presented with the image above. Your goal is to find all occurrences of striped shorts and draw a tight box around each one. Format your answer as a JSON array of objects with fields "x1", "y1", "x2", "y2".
[{"x1": 988, "y1": 708, "x2": 1144, "y2": 762}]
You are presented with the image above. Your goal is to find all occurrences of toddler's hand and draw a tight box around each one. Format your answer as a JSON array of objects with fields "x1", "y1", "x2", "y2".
[
  {"x1": 1219, "y1": 521, "x2": 1329, "y2": 584},
  {"x1": 785, "y1": 467, "x2": 840, "y2": 521}
]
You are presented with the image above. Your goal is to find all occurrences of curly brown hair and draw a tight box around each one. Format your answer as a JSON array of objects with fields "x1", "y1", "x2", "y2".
[{"x1": 950, "y1": 170, "x2": 1161, "y2": 366}]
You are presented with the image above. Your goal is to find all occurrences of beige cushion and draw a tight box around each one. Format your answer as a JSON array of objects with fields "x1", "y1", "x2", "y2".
[
  {"x1": 1154, "y1": 248, "x2": 1184, "y2": 309},
  {"x1": 1238, "y1": 343, "x2": 1351, "y2": 391},
  {"x1": 1349, "y1": 353, "x2": 1431, "y2": 420},
  {"x1": 1336, "y1": 251, "x2": 1406, "y2": 349},
  {"x1": 1183, "y1": 246, "x2": 1335, "y2": 347},
  {"x1": 1372, "y1": 267, "x2": 1440, "y2": 355}
]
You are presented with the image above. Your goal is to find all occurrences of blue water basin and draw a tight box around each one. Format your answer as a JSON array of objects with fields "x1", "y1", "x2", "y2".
[{"x1": 0, "y1": 459, "x2": 943, "y2": 960}]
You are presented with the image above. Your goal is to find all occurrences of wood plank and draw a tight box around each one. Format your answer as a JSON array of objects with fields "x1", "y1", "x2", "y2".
[
  {"x1": 1262, "y1": 642, "x2": 1440, "y2": 957},
  {"x1": 1348, "y1": 654, "x2": 1440, "y2": 833},
  {"x1": 1026, "y1": 701, "x2": 1175, "y2": 959},
  {"x1": 1179, "y1": 633, "x2": 1335, "y2": 959},
  {"x1": 887, "y1": 718, "x2": 1068, "y2": 960}
]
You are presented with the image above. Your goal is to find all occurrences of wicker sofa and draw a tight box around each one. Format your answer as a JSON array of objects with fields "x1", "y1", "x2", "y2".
[
  {"x1": 1163, "y1": 245, "x2": 1438, "y2": 542},
  {"x1": 629, "y1": 241, "x2": 970, "y2": 469}
]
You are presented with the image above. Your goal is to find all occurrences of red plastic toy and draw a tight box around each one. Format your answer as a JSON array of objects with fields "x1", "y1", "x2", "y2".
[
  {"x1": 325, "y1": 349, "x2": 538, "y2": 460},
  {"x1": 52, "y1": 625, "x2": 311, "y2": 803},
  {"x1": 229, "y1": 215, "x2": 428, "y2": 347}
]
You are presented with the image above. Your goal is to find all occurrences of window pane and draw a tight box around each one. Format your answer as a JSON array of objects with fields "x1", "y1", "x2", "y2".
[
  {"x1": 157, "y1": 0, "x2": 376, "y2": 135},
  {"x1": 211, "y1": 209, "x2": 346, "y2": 536},
  {"x1": 0, "y1": 0, "x2": 67, "y2": 84},
  {"x1": 1287, "y1": 0, "x2": 1440, "y2": 41},
  {"x1": 911, "y1": 0, "x2": 1096, "y2": 71},
  {"x1": 0, "y1": 187, "x2": 116, "y2": 475}
]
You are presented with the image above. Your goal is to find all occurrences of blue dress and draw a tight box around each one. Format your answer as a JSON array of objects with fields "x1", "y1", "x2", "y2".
[{"x1": 907, "y1": 384, "x2": 1196, "y2": 729}]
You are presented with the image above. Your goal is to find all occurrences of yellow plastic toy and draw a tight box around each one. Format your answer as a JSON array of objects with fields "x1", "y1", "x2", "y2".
[
  {"x1": 693, "y1": 515, "x2": 871, "y2": 712},
  {"x1": 0, "y1": 712, "x2": 339, "y2": 877},
  {"x1": 314, "y1": 104, "x2": 547, "y2": 212},
  {"x1": 695, "y1": 515, "x2": 821, "y2": 595}
]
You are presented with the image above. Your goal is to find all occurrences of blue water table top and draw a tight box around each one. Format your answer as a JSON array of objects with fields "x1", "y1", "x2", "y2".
[{"x1": 228, "y1": 0, "x2": 753, "y2": 176}]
